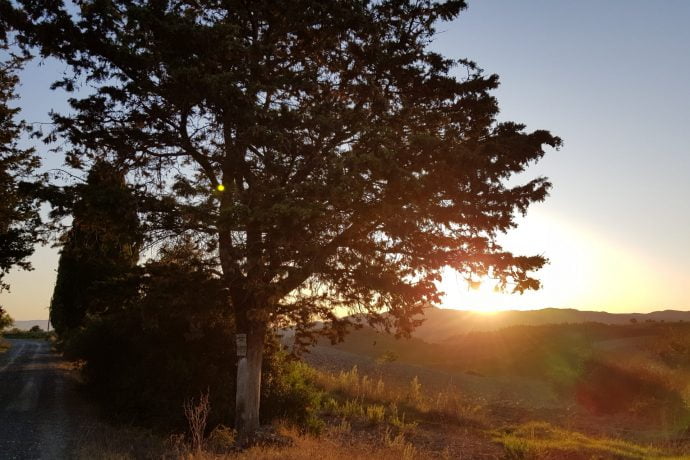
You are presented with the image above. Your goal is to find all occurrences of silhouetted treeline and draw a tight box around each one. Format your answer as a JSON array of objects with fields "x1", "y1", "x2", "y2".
[{"x1": 62, "y1": 239, "x2": 315, "y2": 428}]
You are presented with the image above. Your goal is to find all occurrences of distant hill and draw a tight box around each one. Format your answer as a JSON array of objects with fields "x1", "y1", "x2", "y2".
[
  {"x1": 10, "y1": 320, "x2": 51, "y2": 331},
  {"x1": 309, "y1": 320, "x2": 690, "y2": 399},
  {"x1": 409, "y1": 307, "x2": 690, "y2": 343}
]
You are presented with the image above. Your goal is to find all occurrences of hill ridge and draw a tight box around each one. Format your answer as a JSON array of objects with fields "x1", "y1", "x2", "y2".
[{"x1": 413, "y1": 307, "x2": 690, "y2": 343}]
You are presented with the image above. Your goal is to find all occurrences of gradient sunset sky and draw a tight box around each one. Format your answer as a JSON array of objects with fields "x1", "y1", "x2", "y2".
[{"x1": 3, "y1": 0, "x2": 690, "y2": 319}]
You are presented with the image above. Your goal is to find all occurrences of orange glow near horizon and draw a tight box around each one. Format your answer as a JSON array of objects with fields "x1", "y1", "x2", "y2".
[
  {"x1": 439, "y1": 209, "x2": 688, "y2": 314},
  {"x1": 2, "y1": 209, "x2": 688, "y2": 321}
]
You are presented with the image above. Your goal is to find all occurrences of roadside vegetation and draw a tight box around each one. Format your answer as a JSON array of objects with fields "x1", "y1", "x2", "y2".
[
  {"x1": 2, "y1": 325, "x2": 54, "y2": 340},
  {"x1": 492, "y1": 421, "x2": 666, "y2": 460},
  {"x1": 71, "y1": 321, "x2": 690, "y2": 459},
  {"x1": 0, "y1": 306, "x2": 15, "y2": 350}
]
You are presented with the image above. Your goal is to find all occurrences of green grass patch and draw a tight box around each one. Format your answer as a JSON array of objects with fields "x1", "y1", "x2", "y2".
[{"x1": 492, "y1": 421, "x2": 676, "y2": 459}]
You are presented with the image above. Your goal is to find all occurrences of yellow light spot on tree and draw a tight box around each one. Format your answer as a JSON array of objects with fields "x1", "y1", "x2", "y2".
[{"x1": 216, "y1": 184, "x2": 225, "y2": 192}]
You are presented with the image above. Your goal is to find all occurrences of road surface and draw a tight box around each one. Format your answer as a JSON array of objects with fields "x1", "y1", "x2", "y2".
[{"x1": 0, "y1": 339, "x2": 89, "y2": 459}]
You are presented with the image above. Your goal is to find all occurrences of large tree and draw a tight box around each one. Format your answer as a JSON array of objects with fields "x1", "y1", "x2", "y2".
[
  {"x1": 6, "y1": 0, "x2": 561, "y2": 440},
  {"x1": 50, "y1": 160, "x2": 141, "y2": 338},
  {"x1": 0, "y1": 43, "x2": 40, "y2": 292}
]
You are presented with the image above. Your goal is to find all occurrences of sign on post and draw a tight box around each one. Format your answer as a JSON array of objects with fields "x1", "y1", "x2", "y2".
[{"x1": 236, "y1": 333, "x2": 247, "y2": 357}]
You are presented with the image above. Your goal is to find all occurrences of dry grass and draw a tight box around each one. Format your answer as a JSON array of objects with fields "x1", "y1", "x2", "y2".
[
  {"x1": 75, "y1": 417, "x2": 688, "y2": 460},
  {"x1": 74, "y1": 420, "x2": 426, "y2": 460},
  {"x1": 71, "y1": 364, "x2": 460, "y2": 459},
  {"x1": 493, "y1": 421, "x2": 688, "y2": 460},
  {"x1": 312, "y1": 365, "x2": 487, "y2": 426},
  {"x1": 187, "y1": 424, "x2": 420, "y2": 460},
  {"x1": 72, "y1": 358, "x2": 690, "y2": 460}
]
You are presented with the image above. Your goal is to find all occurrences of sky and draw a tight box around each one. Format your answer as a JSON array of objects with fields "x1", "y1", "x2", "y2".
[{"x1": 2, "y1": 0, "x2": 690, "y2": 320}]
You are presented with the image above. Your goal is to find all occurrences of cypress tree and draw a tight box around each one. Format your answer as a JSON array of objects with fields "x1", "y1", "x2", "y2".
[{"x1": 50, "y1": 161, "x2": 141, "y2": 337}]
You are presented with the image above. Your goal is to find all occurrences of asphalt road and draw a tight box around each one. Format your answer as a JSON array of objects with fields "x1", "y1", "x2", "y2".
[{"x1": 0, "y1": 339, "x2": 88, "y2": 459}]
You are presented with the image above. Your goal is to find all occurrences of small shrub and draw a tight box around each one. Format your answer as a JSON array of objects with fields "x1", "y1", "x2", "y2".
[
  {"x1": 376, "y1": 350, "x2": 399, "y2": 364},
  {"x1": 183, "y1": 390, "x2": 210, "y2": 452},
  {"x1": 375, "y1": 378, "x2": 385, "y2": 397},
  {"x1": 336, "y1": 366, "x2": 360, "y2": 394},
  {"x1": 206, "y1": 425, "x2": 236, "y2": 453},
  {"x1": 408, "y1": 376, "x2": 422, "y2": 403},
  {"x1": 387, "y1": 403, "x2": 417, "y2": 433},
  {"x1": 261, "y1": 356, "x2": 325, "y2": 433},
  {"x1": 322, "y1": 397, "x2": 340, "y2": 415},
  {"x1": 365, "y1": 404, "x2": 386, "y2": 425},
  {"x1": 340, "y1": 399, "x2": 365, "y2": 418}
]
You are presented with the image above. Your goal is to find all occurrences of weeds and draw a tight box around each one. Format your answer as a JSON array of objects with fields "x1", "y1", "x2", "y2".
[
  {"x1": 365, "y1": 404, "x2": 386, "y2": 425},
  {"x1": 206, "y1": 425, "x2": 236, "y2": 454},
  {"x1": 387, "y1": 403, "x2": 417, "y2": 433},
  {"x1": 339, "y1": 398, "x2": 365, "y2": 418},
  {"x1": 493, "y1": 421, "x2": 665, "y2": 459},
  {"x1": 408, "y1": 376, "x2": 422, "y2": 403},
  {"x1": 382, "y1": 428, "x2": 418, "y2": 460},
  {"x1": 311, "y1": 365, "x2": 487, "y2": 426},
  {"x1": 184, "y1": 390, "x2": 211, "y2": 452},
  {"x1": 330, "y1": 418, "x2": 352, "y2": 436}
]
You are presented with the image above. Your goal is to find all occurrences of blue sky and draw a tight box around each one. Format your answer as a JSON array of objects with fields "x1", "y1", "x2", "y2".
[{"x1": 2, "y1": 0, "x2": 690, "y2": 319}]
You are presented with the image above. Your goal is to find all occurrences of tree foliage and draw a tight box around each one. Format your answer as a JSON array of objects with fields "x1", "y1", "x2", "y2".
[
  {"x1": 0, "y1": 305, "x2": 13, "y2": 331},
  {"x1": 66, "y1": 240, "x2": 234, "y2": 426},
  {"x1": 6, "y1": 0, "x2": 561, "y2": 434},
  {"x1": 68, "y1": 240, "x2": 312, "y2": 429},
  {"x1": 50, "y1": 160, "x2": 142, "y2": 337},
  {"x1": 0, "y1": 43, "x2": 40, "y2": 291},
  {"x1": 11, "y1": 0, "x2": 559, "y2": 337}
]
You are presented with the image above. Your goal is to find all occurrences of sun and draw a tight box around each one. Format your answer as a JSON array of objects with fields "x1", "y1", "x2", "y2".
[{"x1": 439, "y1": 271, "x2": 512, "y2": 313}]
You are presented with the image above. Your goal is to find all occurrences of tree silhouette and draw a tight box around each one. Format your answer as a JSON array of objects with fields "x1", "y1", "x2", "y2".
[
  {"x1": 0, "y1": 305, "x2": 12, "y2": 331},
  {"x1": 50, "y1": 161, "x2": 141, "y2": 337},
  {"x1": 7, "y1": 0, "x2": 560, "y2": 440},
  {"x1": 0, "y1": 44, "x2": 40, "y2": 292}
]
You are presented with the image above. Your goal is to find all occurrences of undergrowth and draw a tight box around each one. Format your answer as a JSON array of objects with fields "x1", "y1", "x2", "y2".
[
  {"x1": 312, "y1": 365, "x2": 487, "y2": 426},
  {"x1": 493, "y1": 421, "x2": 670, "y2": 459},
  {"x1": 0, "y1": 337, "x2": 9, "y2": 352},
  {"x1": 73, "y1": 361, "x2": 690, "y2": 459}
]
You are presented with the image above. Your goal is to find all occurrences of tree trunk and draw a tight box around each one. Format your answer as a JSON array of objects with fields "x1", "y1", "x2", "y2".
[
  {"x1": 235, "y1": 323, "x2": 265, "y2": 445},
  {"x1": 217, "y1": 214, "x2": 266, "y2": 443}
]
